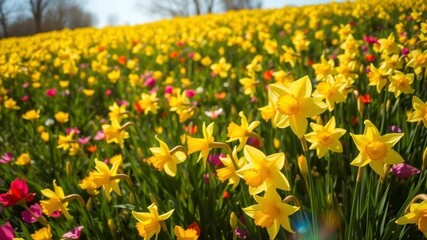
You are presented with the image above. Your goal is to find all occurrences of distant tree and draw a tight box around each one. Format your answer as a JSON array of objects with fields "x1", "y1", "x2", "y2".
[
  {"x1": 0, "y1": 0, "x2": 12, "y2": 37},
  {"x1": 29, "y1": 0, "x2": 50, "y2": 33},
  {"x1": 140, "y1": 0, "x2": 261, "y2": 18},
  {"x1": 43, "y1": 1, "x2": 96, "y2": 31}
]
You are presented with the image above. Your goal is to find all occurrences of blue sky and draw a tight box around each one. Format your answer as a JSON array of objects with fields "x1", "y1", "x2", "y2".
[{"x1": 85, "y1": 0, "x2": 339, "y2": 28}]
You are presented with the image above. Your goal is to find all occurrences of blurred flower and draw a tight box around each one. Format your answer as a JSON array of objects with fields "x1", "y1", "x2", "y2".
[
  {"x1": 31, "y1": 225, "x2": 52, "y2": 240},
  {"x1": 396, "y1": 198, "x2": 427, "y2": 237},
  {"x1": 132, "y1": 203, "x2": 174, "y2": 240},
  {"x1": 0, "y1": 178, "x2": 35, "y2": 207},
  {"x1": 44, "y1": 118, "x2": 54, "y2": 127},
  {"x1": 40, "y1": 180, "x2": 72, "y2": 219},
  {"x1": 174, "y1": 226, "x2": 198, "y2": 240},
  {"x1": 205, "y1": 108, "x2": 223, "y2": 120},
  {"x1": 4, "y1": 98, "x2": 20, "y2": 110},
  {"x1": 388, "y1": 71, "x2": 414, "y2": 97},
  {"x1": 15, "y1": 152, "x2": 31, "y2": 165},
  {"x1": 391, "y1": 163, "x2": 420, "y2": 179},
  {"x1": 78, "y1": 136, "x2": 91, "y2": 145},
  {"x1": 66, "y1": 127, "x2": 80, "y2": 135},
  {"x1": 108, "y1": 102, "x2": 128, "y2": 122},
  {"x1": 360, "y1": 94, "x2": 371, "y2": 104},
  {"x1": 102, "y1": 119, "x2": 130, "y2": 148},
  {"x1": 350, "y1": 120, "x2": 404, "y2": 177},
  {"x1": 243, "y1": 190, "x2": 299, "y2": 239},
  {"x1": 0, "y1": 222, "x2": 15, "y2": 240},
  {"x1": 93, "y1": 130, "x2": 105, "y2": 141},
  {"x1": 236, "y1": 145, "x2": 289, "y2": 195},
  {"x1": 21, "y1": 203, "x2": 42, "y2": 223},
  {"x1": 22, "y1": 109, "x2": 40, "y2": 121},
  {"x1": 210, "y1": 57, "x2": 231, "y2": 78},
  {"x1": 208, "y1": 153, "x2": 224, "y2": 167},
  {"x1": 62, "y1": 226, "x2": 84, "y2": 240},
  {"x1": 54, "y1": 111, "x2": 69, "y2": 124},
  {"x1": 45, "y1": 88, "x2": 57, "y2": 97},
  {"x1": 185, "y1": 89, "x2": 196, "y2": 98},
  {"x1": 0, "y1": 152, "x2": 13, "y2": 164},
  {"x1": 234, "y1": 227, "x2": 247, "y2": 239},
  {"x1": 388, "y1": 125, "x2": 402, "y2": 133}
]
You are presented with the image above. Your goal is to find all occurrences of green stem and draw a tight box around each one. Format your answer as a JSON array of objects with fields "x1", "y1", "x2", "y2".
[{"x1": 348, "y1": 167, "x2": 364, "y2": 238}]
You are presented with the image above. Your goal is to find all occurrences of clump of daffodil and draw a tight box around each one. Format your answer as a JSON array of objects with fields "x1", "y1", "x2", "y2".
[
  {"x1": 305, "y1": 116, "x2": 346, "y2": 158},
  {"x1": 108, "y1": 102, "x2": 129, "y2": 122},
  {"x1": 268, "y1": 75, "x2": 327, "y2": 138},
  {"x1": 132, "y1": 203, "x2": 174, "y2": 240},
  {"x1": 57, "y1": 132, "x2": 80, "y2": 156},
  {"x1": 350, "y1": 120, "x2": 404, "y2": 177},
  {"x1": 312, "y1": 75, "x2": 347, "y2": 111},
  {"x1": 396, "y1": 194, "x2": 427, "y2": 237},
  {"x1": 216, "y1": 146, "x2": 246, "y2": 189},
  {"x1": 102, "y1": 119, "x2": 132, "y2": 148},
  {"x1": 388, "y1": 71, "x2": 414, "y2": 97},
  {"x1": 40, "y1": 180, "x2": 84, "y2": 219},
  {"x1": 148, "y1": 135, "x2": 187, "y2": 177},
  {"x1": 227, "y1": 111, "x2": 261, "y2": 151},
  {"x1": 407, "y1": 96, "x2": 427, "y2": 128},
  {"x1": 236, "y1": 145, "x2": 290, "y2": 195},
  {"x1": 137, "y1": 92, "x2": 159, "y2": 115},
  {"x1": 89, "y1": 158, "x2": 131, "y2": 201},
  {"x1": 243, "y1": 190, "x2": 300, "y2": 239},
  {"x1": 210, "y1": 57, "x2": 231, "y2": 78}
]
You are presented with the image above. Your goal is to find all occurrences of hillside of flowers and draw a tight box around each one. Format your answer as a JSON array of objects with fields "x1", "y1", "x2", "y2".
[{"x1": 1, "y1": 0, "x2": 427, "y2": 239}]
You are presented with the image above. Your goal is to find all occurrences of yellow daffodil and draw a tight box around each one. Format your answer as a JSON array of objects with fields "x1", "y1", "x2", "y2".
[
  {"x1": 137, "y1": 92, "x2": 159, "y2": 115},
  {"x1": 57, "y1": 132, "x2": 76, "y2": 151},
  {"x1": 210, "y1": 57, "x2": 231, "y2": 78},
  {"x1": 258, "y1": 100, "x2": 276, "y2": 122},
  {"x1": 108, "y1": 102, "x2": 128, "y2": 122},
  {"x1": 108, "y1": 69, "x2": 121, "y2": 83},
  {"x1": 268, "y1": 75, "x2": 327, "y2": 138},
  {"x1": 148, "y1": 136, "x2": 187, "y2": 177},
  {"x1": 280, "y1": 45, "x2": 298, "y2": 67},
  {"x1": 132, "y1": 203, "x2": 174, "y2": 240},
  {"x1": 378, "y1": 33, "x2": 400, "y2": 54},
  {"x1": 305, "y1": 116, "x2": 346, "y2": 158},
  {"x1": 312, "y1": 55, "x2": 335, "y2": 81},
  {"x1": 92, "y1": 159, "x2": 121, "y2": 201},
  {"x1": 312, "y1": 75, "x2": 347, "y2": 111},
  {"x1": 407, "y1": 96, "x2": 427, "y2": 127},
  {"x1": 31, "y1": 225, "x2": 52, "y2": 240},
  {"x1": 102, "y1": 119, "x2": 130, "y2": 148},
  {"x1": 22, "y1": 109, "x2": 40, "y2": 121},
  {"x1": 396, "y1": 198, "x2": 427, "y2": 237},
  {"x1": 236, "y1": 145, "x2": 290, "y2": 195},
  {"x1": 174, "y1": 225, "x2": 199, "y2": 240},
  {"x1": 216, "y1": 147, "x2": 246, "y2": 189},
  {"x1": 54, "y1": 111, "x2": 69, "y2": 124},
  {"x1": 407, "y1": 50, "x2": 427, "y2": 76},
  {"x1": 388, "y1": 71, "x2": 414, "y2": 97},
  {"x1": 350, "y1": 120, "x2": 404, "y2": 177},
  {"x1": 40, "y1": 180, "x2": 72, "y2": 219},
  {"x1": 367, "y1": 64, "x2": 392, "y2": 93},
  {"x1": 4, "y1": 98, "x2": 20, "y2": 110},
  {"x1": 239, "y1": 75, "x2": 258, "y2": 97},
  {"x1": 243, "y1": 190, "x2": 299, "y2": 239},
  {"x1": 227, "y1": 111, "x2": 260, "y2": 151},
  {"x1": 79, "y1": 172, "x2": 99, "y2": 196},
  {"x1": 15, "y1": 152, "x2": 31, "y2": 165},
  {"x1": 187, "y1": 122, "x2": 215, "y2": 166}
]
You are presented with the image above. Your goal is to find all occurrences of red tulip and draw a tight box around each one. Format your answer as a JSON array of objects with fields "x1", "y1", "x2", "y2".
[{"x1": 0, "y1": 178, "x2": 35, "y2": 207}]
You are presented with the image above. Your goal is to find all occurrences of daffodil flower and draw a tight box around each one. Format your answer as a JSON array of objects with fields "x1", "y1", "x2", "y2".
[
  {"x1": 227, "y1": 111, "x2": 261, "y2": 151},
  {"x1": 132, "y1": 203, "x2": 174, "y2": 240},
  {"x1": 92, "y1": 159, "x2": 123, "y2": 201},
  {"x1": 216, "y1": 146, "x2": 246, "y2": 189},
  {"x1": 396, "y1": 195, "x2": 427, "y2": 237},
  {"x1": 148, "y1": 136, "x2": 187, "y2": 177},
  {"x1": 243, "y1": 190, "x2": 299, "y2": 239},
  {"x1": 102, "y1": 119, "x2": 130, "y2": 148},
  {"x1": 305, "y1": 116, "x2": 346, "y2": 158},
  {"x1": 407, "y1": 96, "x2": 427, "y2": 128},
  {"x1": 268, "y1": 75, "x2": 327, "y2": 138},
  {"x1": 350, "y1": 120, "x2": 404, "y2": 177},
  {"x1": 187, "y1": 122, "x2": 215, "y2": 167},
  {"x1": 236, "y1": 145, "x2": 290, "y2": 195},
  {"x1": 40, "y1": 181, "x2": 72, "y2": 219}
]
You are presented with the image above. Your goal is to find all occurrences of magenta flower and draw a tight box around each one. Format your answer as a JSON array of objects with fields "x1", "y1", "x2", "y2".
[
  {"x1": 66, "y1": 127, "x2": 81, "y2": 135},
  {"x1": 0, "y1": 178, "x2": 35, "y2": 207},
  {"x1": 363, "y1": 36, "x2": 379, "y2": 44},
  {"x1": 165, "y1": 85, "x2": 173, "y2": 94},
  {"x1": 62, "y1": 226, "x2": 84, "y2": 239},
  {"x1": 0, "y1": 222, "x2": 15, "y2": 240},
  {"x1": 21, "y1": 95, "x2": 29, "y2": 102},
  {"x1": 145, "y1": 77, "x2": 156, "y2": 88},
  {"x1": 45, "y1": 88, "x2": 57, "y2": 97},
  {"x1": 185, "y1": 89, "x2": 196, "y2": 98},
  {"x1": 117, "y1": 100, "x2": 129, "y2": 107},
  {"x1": 0, "y1": 152, "x2": 13, "y2": 164},
  {"x1": 208, "y1": 154, "x2": 224, "y2": 167},
  {"x1": 21, "y1": 203, "x2": 42, "y2": 223},
  {"x1": 401, "y1": 47, "x2": 409, "y2": 55},
  {"x1": 105, "y1": 89, "x2": 112, "y2": 96},
  {"x1": 391, "y1": 163, "x2": 420, "y2": 179},
  {"x1": 94, "y1": 130, "x2": 105, "y2": 141},
  {"x1": 78, "y1": 136, "x2": 91, "y2": 145}
]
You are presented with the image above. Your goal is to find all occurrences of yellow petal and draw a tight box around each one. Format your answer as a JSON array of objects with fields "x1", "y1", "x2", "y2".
[
  {"x1": 159, "y1": 209, "x2": 175, "y2": 220},
  {"x1": 290, "y1": 75, "x2": 311, "y2": 99},
  {"x1": 380, "y1": 133, "x2": 404, "y2": 148},
  {"x1": 385, "y1": 149, "x2": 404, "y2": 164},
  {"x1": 396, "y1": 212, "x2": 418, "y2": 224},
  {"x1": 244, "y1": 145, "x2": 266, "y2": 165},
  {"x1": 363, "y1": 120, "x2": 380, "y2": 140},
  {"x1": 289, "y1": 114, "x2": 307, "y2": 139},
  {"x1": 351, "y1": 153, "x2": 370, "y2": 166},
  {"x1": 266, "y1": 220, "x2": 280, "y2": 239},
  {"x1": 273, "y1": 113, "x2": 290, "y2": 128},
  {"x1": 369, "y1": 160, "x2": 386, "y2": 177}
]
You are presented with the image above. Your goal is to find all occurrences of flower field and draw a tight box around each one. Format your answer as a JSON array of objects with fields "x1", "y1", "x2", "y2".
[{"x1": 1, "y1": 0, "x2": 427, "y2": 239}]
